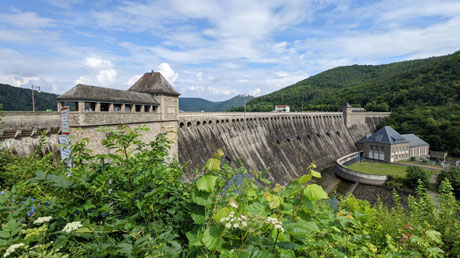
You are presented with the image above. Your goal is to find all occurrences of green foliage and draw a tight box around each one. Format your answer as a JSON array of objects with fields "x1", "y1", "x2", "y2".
[
  {"x1": 437, "y1": 167, "x2": 460, "y2": 199},
  {"x1": 1, "y1": 128, "x2": 459, "y2": 257},
  {"x1": 179, "y1": 95, "x2": 254, "y2": 112},
  {"x1": 0, "y1": 84, "x2": 57, "y2": 111},
  {"x1": 405, "y1": 166, "x2": 430, "y2": 189}
]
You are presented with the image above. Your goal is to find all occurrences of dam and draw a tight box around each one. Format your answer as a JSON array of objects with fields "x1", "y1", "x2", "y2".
[
  {"x1": 0, "y1": 72, "x2": 390, "y2": 184},
  {"x1": 178, "y1": 111, "x2": 388, "y2": 184}
]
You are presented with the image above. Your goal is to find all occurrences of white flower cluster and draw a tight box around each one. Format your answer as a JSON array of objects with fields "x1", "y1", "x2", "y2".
[
  {"x1": 62, "y1": 221, "x2": 83, "y2": 233},
  {"x1": 220, "y1": 211, "x2": 248, "y2": 229},
  {"x1": 33, "y1": 216, "x2": 52, "y2": 224},
  {"x1": 266, "y1": 217, "x2": 284, "y2": 232},
  {"x1": 4, "y1": 243, "x2": 25, "y2": 257}
]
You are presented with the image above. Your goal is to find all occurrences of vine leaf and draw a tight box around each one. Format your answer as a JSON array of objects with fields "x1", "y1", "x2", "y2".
[
  {"x1": 303, "y1": 184, "x2": 328, "y2": 201},
  {"x1": 196, "y1": 175, "x2": 218, "y2": 192},
  {"x1": 205, "y1": 158, "x2": 221, "y2": 171},
  {"x1": 311, "y1": 170, "x2": 322, "y2": 178}
]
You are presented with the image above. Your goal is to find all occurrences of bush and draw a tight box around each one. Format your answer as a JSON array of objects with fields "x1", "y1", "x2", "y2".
[
  {"x1": 437, "y1": 168, "x2": 460, "y2": 200},
  {"x1": 405, "y1": 166, "x2": 430, "y2": 189},
  {"x1": 1, "y1": 125, "x2": 459, "y2": 257}
]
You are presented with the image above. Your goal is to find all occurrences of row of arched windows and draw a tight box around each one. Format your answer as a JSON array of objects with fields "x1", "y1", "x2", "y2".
[{"x1": 178, "y1": 115, "x2": 343, "y2": 128}]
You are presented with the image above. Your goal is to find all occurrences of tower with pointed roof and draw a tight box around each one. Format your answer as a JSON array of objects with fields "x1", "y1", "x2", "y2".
[{"x1": 128, "y1": 70, "x2": 180, "y2": 121}]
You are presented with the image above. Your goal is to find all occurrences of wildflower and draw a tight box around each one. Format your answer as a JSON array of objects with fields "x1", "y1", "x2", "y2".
[
  {"x1": 225, "y1": 223, "x2": 232, "y2": 229},
  {"x1": 62, "y1": 221, "x2": 83, "y2": 233},
  {"x1": 220, "y1": 218, "x2": 226, "y2": 223},
  {"x1": 233, "y1": 223, "x2": 239, "y2": 228},
  {"x1": 242, "y1": 221, "x2": 248, "y2": 227},
  {"x1": 4, "y1": 243, "x2": 25, "y2": 257},
  {"x1": 33, "y1": 216, "x2": 52, "y2": 224},
  {"x1": 274, "y1": 224, "x2": 285, "y2": 232}
]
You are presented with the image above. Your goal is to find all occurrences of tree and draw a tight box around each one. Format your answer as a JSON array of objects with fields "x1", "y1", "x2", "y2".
[{"x1": 405, "y1": 166, "x2": 429, "y2": 189}]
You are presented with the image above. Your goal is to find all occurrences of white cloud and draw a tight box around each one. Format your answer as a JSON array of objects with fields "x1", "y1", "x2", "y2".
[
  {"x1": 207, "y1": 87, "x2": 236, "y2": 96},
  {"x1": 85, "y1": 56, "x2": 113, "y2": 69},
  {"x1": 196, "y1": 72, "x2": 203, "y2": 81},
  {"x1": 75, "y1": 56, "x2": 118, "y2": 86},
  {"x1": 0, "y1": 75, "x2": 39, "y2": 87},
  {"x1": 0, "y1": 12, "x2": 54, "y2": 28},
  {"x1": 158, "y1": 63, "x2": 178, "y2": 84},
  {"x1": 249, "y1": 88, "x2": 262, "y2": 96},
  {"x1": 126, "y1": 74, "x2": 142, "y2": 86}
]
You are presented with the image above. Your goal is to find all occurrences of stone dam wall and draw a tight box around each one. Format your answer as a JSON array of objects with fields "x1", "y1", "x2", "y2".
[
  {"x1": 1, "y1": 110, "x2": 389, "y2": 184},
  {"x1": 178, "y1": 112, "x2": 389, "y2": 184}
]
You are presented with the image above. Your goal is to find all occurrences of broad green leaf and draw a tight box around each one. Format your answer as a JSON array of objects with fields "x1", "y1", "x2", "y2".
[
  {"x1": 278, "y1": 249, "x2": 296, "y2": 258},
  {"x1": 202, "y1": 226, "x2": 223, "y2": 251},
  {"x1": 213, "y1": 207, "x2": 230, "y2": 223},
  {"x1": 118, "y1": 243, "x2": 133, "y2": 256},
  {"x1": 264, "y1": 192, "x2": 282, "y2": 209},
  {"x1": 196, "y1": 175, "x2": 218, "y2": 192},
  {"x1": 186, "y1": 231, "x2": 203, "y2": 247},
  {"x1": 285, "y1": 220, "x2": 319, "y2": 238},
  {"x1": 191, "y1": 206, "x2": 206, "y2": 224},
  {"x1": 205, "y1": 158, "x2": 221, "y2": 171},
  {"x1": 246, "y1": 203, "x2": 266, "y2": 215},
  {"x1": 192, "y1": 190, "x2": 213, "y2": 207},
  {"x1": 303, "y1": 184, "x2": 328, "y2": 201},
  {"x1": 311, "y1": 170, "x2": 322, "y2": 178},
  {"x1": 427, "y1": 247, "x2": 444, "y2": 257},
  {"x1": 213, "y1": 148, "x2": 225, "y2": 159},
  {"x1": 426, "y1": 230, "x2": 442, "y2": 244},
  {"x1": 298, "y1": 174, "x2": 312, "y2": 184}
]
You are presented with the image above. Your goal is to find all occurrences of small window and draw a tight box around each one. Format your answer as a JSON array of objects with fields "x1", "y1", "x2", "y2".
[
  {"x1": 114, "y1": 104, "x2": 122, "y2": 112},
  {"x1": 152, "y1": 106, "x2": 157, "y2": 112},
  {"x1": 144, "y1": 105, "x2": 151, "y2": 112},
  {"x1": 100, "y1": 103, "x2": 110, "y2": 112},
  {"x1": 125, "y1": 104, "x2": 132, "y2": 112},
  {"x1": 135, "y1": 105, "x2": 142, "y2": 112}
]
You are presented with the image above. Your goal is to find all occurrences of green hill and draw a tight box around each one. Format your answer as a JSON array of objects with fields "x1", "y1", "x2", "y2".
[
  {"x1": 0, "y1": 83, "x2": 58, "y2": 111},
  {"x1": 179, "y1": 95, "x2": 254, "y2": 112},
  {"x1": 232, "y1": 51, "x2": 460, "y2": 155}
]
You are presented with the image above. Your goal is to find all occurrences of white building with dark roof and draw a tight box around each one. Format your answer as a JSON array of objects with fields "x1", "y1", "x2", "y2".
[{"x1": 357, "y1": 126, "x2": 429, "y2": 162}]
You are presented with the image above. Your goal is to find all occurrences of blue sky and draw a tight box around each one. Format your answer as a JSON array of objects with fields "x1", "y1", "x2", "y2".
[{"x1": 1, "y1": 0, "x2": 459, "y2": 101}]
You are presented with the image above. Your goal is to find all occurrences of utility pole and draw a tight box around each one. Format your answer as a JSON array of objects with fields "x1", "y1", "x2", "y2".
[{"x1": 31, "y1": 85, "x2": 41, "y2": 112}]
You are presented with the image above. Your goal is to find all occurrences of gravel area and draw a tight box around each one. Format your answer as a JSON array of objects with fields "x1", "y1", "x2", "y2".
[{"x1": 353, "y1": 184, "x2": 416, "y2": 208}]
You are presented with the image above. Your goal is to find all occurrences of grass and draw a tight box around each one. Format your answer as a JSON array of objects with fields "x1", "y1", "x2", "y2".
[{"x1": 346, "y1": 161, "x2": 409, "y2": 179}]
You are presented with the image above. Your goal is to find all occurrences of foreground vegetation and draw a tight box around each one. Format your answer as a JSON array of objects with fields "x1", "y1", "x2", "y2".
[
  {"x1": 1, "y1": 126, "x2": 460, "y2": 257},
  {"x1": 231, "y1": 50, "x2": 460, "y2": 156}
]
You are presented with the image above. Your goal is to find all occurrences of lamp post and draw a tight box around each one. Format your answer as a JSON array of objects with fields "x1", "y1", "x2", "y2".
[{"x1": 31, "y1": 85, "x2": 41, "y2": 112}]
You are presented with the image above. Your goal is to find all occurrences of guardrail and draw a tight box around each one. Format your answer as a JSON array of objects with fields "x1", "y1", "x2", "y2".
[{"x1": 336, "y1": 151, "x2": 387, "y2": 186}]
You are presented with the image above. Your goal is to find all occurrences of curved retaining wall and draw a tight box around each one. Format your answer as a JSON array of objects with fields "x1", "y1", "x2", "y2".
[{"x1": 336, "y1": 151, "x2": 387, "y2": 185}]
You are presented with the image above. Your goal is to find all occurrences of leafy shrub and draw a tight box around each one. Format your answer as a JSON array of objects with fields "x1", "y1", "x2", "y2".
[
  {"x1": 437, "y1": 168, "x2": 460, "y2": 199},
  {"x1": 0, "y1": 125, "x2": 459, "y2": 257},
  {"x1": 405, "y1": 166, "x2": 430, "y2": 189}
]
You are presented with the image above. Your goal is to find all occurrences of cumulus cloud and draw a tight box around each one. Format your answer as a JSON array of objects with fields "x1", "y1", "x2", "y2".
[
  {"x1": 75, "y1": 56, "x2": 118, "y2": 86},
  {"x1": 158, "y1": 63, "x2": 178, "y2": 84},
  {"x1": 249, "y1": 88, "x2": 262, "y2": 96},
  {"x1": 0, "y1": 75, "x2": 39, "y2": 87}
]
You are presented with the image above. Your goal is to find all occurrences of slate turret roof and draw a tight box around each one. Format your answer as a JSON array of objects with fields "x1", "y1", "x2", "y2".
[
  {"x1": 358, "y1": 126, "x2": 408, "y2": 144},
  {"x1": 401, "y1": 134, "x2": 429, "y2": 147},
  {"x1": 57, "y1": 84, "x2": 159, "y2": 105},
  {"x1": 128, "y1": 70, "x2": 180, "y2": 96}
]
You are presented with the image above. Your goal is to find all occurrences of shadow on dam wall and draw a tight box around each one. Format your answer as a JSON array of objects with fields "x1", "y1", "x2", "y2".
[{"x1": 179, "y1": 115, "x2": 383, "y2": 184}]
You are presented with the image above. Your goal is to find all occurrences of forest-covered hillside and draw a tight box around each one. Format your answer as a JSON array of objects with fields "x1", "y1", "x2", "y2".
[
  {"x1": 0, "y1": 84, "x2": 57, "y2": 111},
  {"x1": 231, "y1": 51, "x2": 460, "y2": 155},
  {"x1": 180, "y1": 95, "x2": 254, "y2": 111}
]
